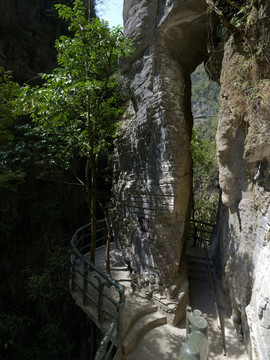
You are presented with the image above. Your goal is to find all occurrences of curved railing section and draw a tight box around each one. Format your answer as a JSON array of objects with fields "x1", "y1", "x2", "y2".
[{"x1": 70, "y1": 221, "x2": 125, "y2": 360}]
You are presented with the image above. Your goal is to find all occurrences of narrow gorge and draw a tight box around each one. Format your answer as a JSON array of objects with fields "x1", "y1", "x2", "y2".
[
  {"x1": 111, "y1": 0, "x2": 270, "y2": 358},
  {"x1": 1, "y1": 0, "x2": 269, "y2": 358}
]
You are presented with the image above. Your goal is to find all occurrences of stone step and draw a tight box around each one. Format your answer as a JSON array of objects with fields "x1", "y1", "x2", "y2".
[
  {"x1": 153, "y1": 279, "x2": 189, "y2": 326},
  {"x1": 188, "y1": 270, "x2": 209, "y2": 282},
  {"x1": 186, "y1": 247, "x2": 214, "y2": 283},
  {"x1": 186, "y1": 246, "x2": 208, "y2": 260},
  {"x1": 122, "y1": 306, "x2": 167, "y2": 356},
  {"x1": 187, "y1": 256, "x2": 208, "y2": 267}
]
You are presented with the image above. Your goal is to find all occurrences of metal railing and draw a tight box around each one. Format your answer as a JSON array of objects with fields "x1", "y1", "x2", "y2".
[
  {"x1": 70, "y1": 221, "x2": 125, "y2": 360},
  {"x1": 187, "y1": 219, "x2": 215, "y2": 248}
]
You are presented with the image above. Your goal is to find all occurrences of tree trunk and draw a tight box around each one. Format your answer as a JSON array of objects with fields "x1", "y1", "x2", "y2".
[
  {"x1": 85, "y1": 155, "x2": 97, "y2": 264},
  {"x1": 89, "y1": 155, "x2": 97, "y2": 264}
]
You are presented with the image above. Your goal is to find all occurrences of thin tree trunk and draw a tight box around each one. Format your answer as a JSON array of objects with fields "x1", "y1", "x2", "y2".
[
  {"x1": 105, "y1": 229, "x2": 111, "y2": 275},
  {"x1": 85, "y1": 154, "x2": 97, "y2": 264},
  {"x1": 96, "y1": 196, "x2": 111, "y2": 274},
  {"x1": 88, "y1": 0, "x2": 91, "y2": 22},
  {"x1": 89, "y1": 155, "x2": 97, "y2": 264}
]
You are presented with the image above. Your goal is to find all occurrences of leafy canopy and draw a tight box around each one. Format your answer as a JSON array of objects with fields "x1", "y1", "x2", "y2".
[
  {"x1": 17, "y1": 1, "x2": 133, "y2": 265},
  {"x1": 20, "y1": 0, "x2": 133, "y2": 159},
  {"x1": 0, "y1": 67, "x2": 20, "y2": 142}
]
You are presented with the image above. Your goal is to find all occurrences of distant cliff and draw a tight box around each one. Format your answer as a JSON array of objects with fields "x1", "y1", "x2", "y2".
[{"x1": 0, "y1": 0, "x2": 90, "y2": 83}]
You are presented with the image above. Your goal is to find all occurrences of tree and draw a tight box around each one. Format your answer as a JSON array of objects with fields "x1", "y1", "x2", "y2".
[{"x1": 19, "y1": 0, "x2": 133, "y2": 265}]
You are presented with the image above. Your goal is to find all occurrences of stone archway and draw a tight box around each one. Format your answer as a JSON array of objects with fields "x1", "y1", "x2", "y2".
[{"x1": 111, "y1": 0, "x2": 209, "y2": 324}]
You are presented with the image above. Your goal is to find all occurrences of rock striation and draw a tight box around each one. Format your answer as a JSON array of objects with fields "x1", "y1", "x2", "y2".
[
  {"x1": 211, "y1": 2, "x2": 270, "y2": 358},
  {"x1": 112, "y1": 0, "x2": 270, "y2": 356},
  {"x1": 111, "y1": 0, "x2": 208, "y2": 324}
]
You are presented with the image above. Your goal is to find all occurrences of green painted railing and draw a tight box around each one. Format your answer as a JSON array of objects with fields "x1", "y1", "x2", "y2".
[{"x1": 70, "y1": 221, "x2": 125, "y2": 360}]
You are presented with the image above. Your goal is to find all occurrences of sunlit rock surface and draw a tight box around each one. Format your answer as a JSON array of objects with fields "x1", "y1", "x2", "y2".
[
  {"x1": 112, "y1": 0, "x2": 270, "y2": 352},
  {"x1": 214, "y1": 2, "x2": 270, "y2": 357},
  {"x1": 111, "y1": 0, "x2": 208, "y2": 324}
]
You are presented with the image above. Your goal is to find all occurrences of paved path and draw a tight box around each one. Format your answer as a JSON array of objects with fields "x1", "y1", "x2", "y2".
[
  {"x1": 189, "y1": 278, "x2": 247, "y2": 359},
  {"x1": 71, "y1": 244, "x2": 248, "y2": 359}
]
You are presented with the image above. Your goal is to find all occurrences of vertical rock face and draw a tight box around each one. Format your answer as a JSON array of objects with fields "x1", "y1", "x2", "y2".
[
  {"x1": 215, "y1": 2, "x2": 270, "y2": 357},
  {"x1": 0, "y1": 0, "x2": 77, "y2": 83},
  {"x1": 111, "y1": 0, "x2": 208, "y2": 323},
  {"x1": 112, "y1": 0, "x2": 270, "y2": 351}
]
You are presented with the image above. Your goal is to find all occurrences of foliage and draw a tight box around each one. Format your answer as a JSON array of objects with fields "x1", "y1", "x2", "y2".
[
  {"x1": 191, "y1": 64, "x2": 220, "y2": 224},
  {"x1": 0, "y1": 68, "x2": 27, "y2": 190},
  {"x1": 191, "y1": 128, "x2": 219, "y2": 223},
  {"x1": 0, "y1": 67, "x2": 77, "y2": 193},
  {"x1": 0, "y1": 313, "x2": 31, "y2": 353},
  {"x1": 0, "y1": 1, "x2": 128, "y2": 359},
  {"x1": 230, "y1": 3, "x2": 252, "y2": 28},
  {"x1": 191, "y1": 63, "x2": 220, "y2": 127},
  {"x1": 0, "y1": 232, "x2": 88, "y2": 360},
  {"x1": 0, "y1": 68, "x2": 20, "y2": 141},
  {"x1": 20, "y1": 1, "x2": 132, "y2": 159},
  {"x1": 18, "y1": 0, "x2": 133, "y2": 262},
  {"x1": 205, "y1": 0, "x2": 252, "y2": 34}
]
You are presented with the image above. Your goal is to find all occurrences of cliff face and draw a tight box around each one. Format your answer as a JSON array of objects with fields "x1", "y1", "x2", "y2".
[
  {"x1": 111, "y1": 0, "x2": 208, "y2": 324},
  {"x1": 0, "y1": 0, "x2": 71, "y2": 83},
  {"x1": 215, "y1": 2, "x2": 270, "y2": 357},
  {"x1": 113, "y1": 0, "x2": 270, "y2": 355}
]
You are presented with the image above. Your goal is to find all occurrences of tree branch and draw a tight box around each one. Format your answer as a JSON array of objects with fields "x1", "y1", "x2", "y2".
[
  {"x1": 205, "y1": 0, "x2": 238, "y2": 34},
  {"x1": 224, "y1": 0, "x2": 241, "y2": 10}
]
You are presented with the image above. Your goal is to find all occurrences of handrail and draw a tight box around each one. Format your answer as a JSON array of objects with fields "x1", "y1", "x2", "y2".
[
  {"x1": 187, "y1": 219, "x2": 215, "y2": 248},
  {"x1": 70, "y1": 221, "x2": 125, "y2": 360}
]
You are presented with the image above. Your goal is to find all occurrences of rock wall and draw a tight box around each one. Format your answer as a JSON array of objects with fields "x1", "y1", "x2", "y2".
[
  {"x1": 111, "y1": 0, "x2": 270, "y2": 352},
  {"x1": 111, "y1": 0, "x2": 208, "y2": 324},
  {"x1": 213, "y1": 1, "x2": 270, "y2": 358},
  {"x1": 0, "y1": 0, "x2": 90, "y2": 83}
]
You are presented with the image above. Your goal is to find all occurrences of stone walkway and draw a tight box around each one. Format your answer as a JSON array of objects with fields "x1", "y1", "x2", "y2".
[
  {"x1": 189, "y1": 279, "x2": 247, "y2": 360},
  {"x1": 70, "y1": 244, "x2": 248, "y2": 359}
]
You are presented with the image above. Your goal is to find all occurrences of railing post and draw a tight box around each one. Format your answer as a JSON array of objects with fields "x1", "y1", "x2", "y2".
[
  {"x1": 83, "y1": 260, "x2": 88, "y2": 306},
  {"x1": 117, "y1": 288, "x2": 125, "y2": 359},
  {"x1": 95, "y1": 275, "x2": 110, "y2": 323},
  {"x1": 70, "y1": 221, "x2": 126, "y2": 360},
  {"x1": 186, "y1": 306, "x2": 191, "y2": 339}
]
